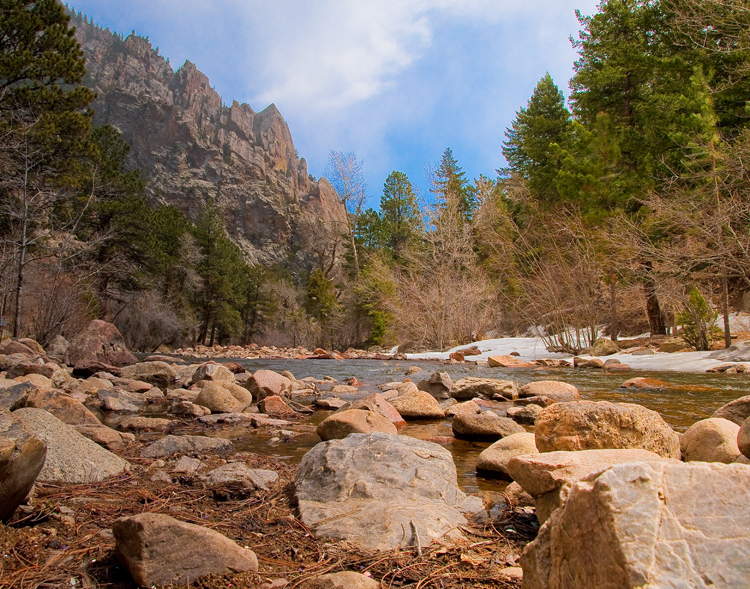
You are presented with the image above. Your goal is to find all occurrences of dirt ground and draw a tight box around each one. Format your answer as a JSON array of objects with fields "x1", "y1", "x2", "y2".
[{"x1": 0, "y1": 443, "x2": 536, "y2": 589}]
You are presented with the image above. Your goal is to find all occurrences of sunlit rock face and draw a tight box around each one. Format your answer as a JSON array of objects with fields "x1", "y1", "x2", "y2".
[{"x1": 73, "y1": 13, "x2": 347, "y2": 266}]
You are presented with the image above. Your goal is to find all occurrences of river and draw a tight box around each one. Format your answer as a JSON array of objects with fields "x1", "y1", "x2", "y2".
[{"x1": 168, "y1": 357, "x2": 749, "y2": 493}]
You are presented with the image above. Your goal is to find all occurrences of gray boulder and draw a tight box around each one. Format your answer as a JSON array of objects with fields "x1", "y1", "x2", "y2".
[
  {"x1": 708, "y1": 340, "x2": 750, "y2": 362},
  {"x1": 113, "y1": 512, "x2": 258, "y2": 587},
  {"x1": 417, "y1": 371, "x2": 454, "y2": 399},
  {"x1": 521, "y1": 461, "x2": 750, "y2": 588},
  {"x1": 12, "y1": 408, "x2": 129, "y2": 483},
  {"x1": 295, "y1": 432, "x2": 481, "y2": 551},
  {"x1": 141, "y1": 434, "x2": 233, "y2": 458},
  {"x1": 0, "y1": 414, "x2": 47, "y2": 522}
]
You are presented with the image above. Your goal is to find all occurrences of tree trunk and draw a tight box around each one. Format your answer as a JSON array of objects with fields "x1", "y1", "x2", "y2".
[
  {"x1": 609, "y1": 271, "x2": 618, "y2": 342},
  {"x1": 722, "y1": 272, "x2": 731, "y2": 348},
  {"x1": 642, "y1": 261, "x2": 667, "y2": 336}
]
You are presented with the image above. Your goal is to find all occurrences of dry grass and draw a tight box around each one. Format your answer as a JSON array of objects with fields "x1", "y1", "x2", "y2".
[{"x1": 0, "y1": 447, "x2": 534, "y2": 589}]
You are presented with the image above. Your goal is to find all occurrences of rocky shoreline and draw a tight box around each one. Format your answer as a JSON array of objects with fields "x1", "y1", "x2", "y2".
[{"x1": 2, "y1": 320, "x2": 750, "y2": 588}]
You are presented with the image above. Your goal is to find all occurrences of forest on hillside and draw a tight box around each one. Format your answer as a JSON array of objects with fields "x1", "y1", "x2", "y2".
[{"x1": 2, "y1": 0, "x2": 750, "y2": 354}]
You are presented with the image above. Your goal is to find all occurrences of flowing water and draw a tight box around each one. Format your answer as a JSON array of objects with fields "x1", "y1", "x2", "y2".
[{"x1": 173, "y1": 357, "x2": 749, "y2": 493}]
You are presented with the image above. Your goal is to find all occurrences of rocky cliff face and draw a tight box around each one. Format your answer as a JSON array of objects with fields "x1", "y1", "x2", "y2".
[{"x1": 70, "y1": 12, "x2": 347, "y2": 266}]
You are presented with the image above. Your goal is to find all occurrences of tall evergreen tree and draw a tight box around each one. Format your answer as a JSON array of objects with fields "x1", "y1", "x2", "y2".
[
  {"x1": 432, "y1": 148, "x2": 475, "y2": 222},
  {"x1": 0, "y1": 0, "x2": 95, "y2": 336},
  {"x1": 502, "y1": 73, "x2": 572, "y2": 204},
  {"x1": 380, "y1": 171, "x2": 422, "y2": 259}
]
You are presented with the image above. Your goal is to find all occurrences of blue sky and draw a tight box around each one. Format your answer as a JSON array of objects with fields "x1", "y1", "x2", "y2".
[{"x1": 67, "y1": 0, "x2": 601, "y2": 206}]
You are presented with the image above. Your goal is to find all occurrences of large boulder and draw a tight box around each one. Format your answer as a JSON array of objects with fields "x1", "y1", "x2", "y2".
[
  {"x1": 247, "y1": 370, "x2": 290, "y2": 401},
  {"x1": 681, "y1": 418, "x2": 741, "y2": 463},
  {"x1": 12, "y1": 408, "x2": 129, "y2": 483},
  {"x1": 65, "y1": 320, "x2": 137, "y2": 367},
  {"x1": 316, "y1": 409, "x2": 397, "y2": 441},
  {"x1": 389, "y1": 389, "x2": 444, "y2": 419},
  {"x1": 518, "y1": 381, "x2": 580, "y2": 403},
  {"x1": 506, "y1": 449, "x2": 671, "y2": 524},
  {"x1": 712, "y1": 395, "x2": 750, "y2": 426},
  {"x1": 521, "y1": 461, "x2": 750, "y2": 588},
  {"x1": 113, "y1": 513, "x2": 257, "y2": 587},
  {"x1": 535, "y1": 400, "x2": 680, "y2": 459},
  {"x1": 417, "y1": 372, "x2": 454, "y2": 399},
  {"x1": 140, "y1": 435, "x2": 233, "y2": 458},
  {"x1": 452, "y1": 411, "x2": 525, "y2": 441},
  {"x1": 0, "y1": 414, "x2": 47, "y2": 522},
  {"x1": 450, "y1": 377, "x2": 518, "y2": 401},
  {"x1": 476, "y1": 432, "x2": 538, "y2": 478},
  {"x1": 119, "y1": 362, "x2": 177, "y2": 387},
  {"x1": 295, "y1": 433, "x2": 481, "y2": 551}
]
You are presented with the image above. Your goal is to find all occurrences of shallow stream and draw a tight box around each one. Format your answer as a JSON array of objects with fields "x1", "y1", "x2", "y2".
[{"x1": 169, "y1": 357, "x2": 749, "y2": 493}]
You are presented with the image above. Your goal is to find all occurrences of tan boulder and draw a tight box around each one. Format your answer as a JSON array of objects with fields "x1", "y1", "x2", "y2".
[
  {"x1": 535, "y1": 400, "x2": 680, "y2": 458},
  {"x1": 340, "y1": 393, "x2": 405, "y2": 427},
  {"x1": 445, "y1": 400, "x2": 481, "y2": 417},
  {"x1": 450, "y1": 377, "x2": 518, "y2": 400},
  {"x1": 506, "y1": 448, "x2": 671, "y2": 524},
  {"x1": 488, "y1": 355, "x2": 533, "y2": 368},
  {"x1": 521, "y1": 462, "x2": 750, "y2": 588},
  {"x1": 300, "y1": 571, "x2": 380, "y2": 589},
  {"x1": 113, "y1": 513, "x2": 258, "y2": 587},
  {"x1": 247, "y1": 370, "x2": 291, "y2": 401},
  {"x1": 188, "y1": 362, "x2": 235, "y2": 385},
  {"x1": 712, "y1": 394, "x2": 750, "y2": 426},
  {"x1": 681, "y1": 418, "x2": 741, "y2": 463},
  {"x1": 518, "y1": 380, "x2": 580, "y2": 403},
  {"x1": 194, "y1": 382, "x2": 245, "y2": 414},
  {"x1": 506, "y1": 404, "x2": 543, "y2": 425},
  {"x1": 20, "y1": 388, "x2": 101, "y2": 426},
  {"x1": 476, "y1": 432, "x2": 538, "y2": 478},
  {"x1": 316, "y1": 409, "x2": 397, "y2": 441},
  {"x1": 739, "y1": 416, "x2": 750, "y2": 459},
  {"x1": 17, "y1": 338, "x2": 45, "y2": 355},
  {"x1": 259, "y1": 395, "x2": 297, "y2": 417},
  {"x1": 389, "y1": 389, "x2": 444, "y2": 419},
  {"x1": 0, "y1": 414, "x2": 47, "y2": 522},
  {"x1": 452, "y1": 411, "x2": 526, "y2": 440}
]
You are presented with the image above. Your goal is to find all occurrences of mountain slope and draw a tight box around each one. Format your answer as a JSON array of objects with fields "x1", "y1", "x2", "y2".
[{"x1": 70, "y1": 11, "x2": 346, "y2": 267}]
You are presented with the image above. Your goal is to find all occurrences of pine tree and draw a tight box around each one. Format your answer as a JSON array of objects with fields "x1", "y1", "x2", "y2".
[
  {"x1": 380, "y1": 171, "x2": 422, "y2": 259},
  {"x1": 502, "y1": 73, "x2": 572, "y2": 204},
  {"x1": 432, "y1": 148, "x2": 475, "y2": 222},
  {"x1": 0, "y1": 0, "x2": 95, "y2": 336}
]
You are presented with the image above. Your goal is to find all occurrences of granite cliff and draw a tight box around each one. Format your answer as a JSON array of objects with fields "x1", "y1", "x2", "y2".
[{"x1": 70, "y1": 11, "x2": 347, "y2": 266}]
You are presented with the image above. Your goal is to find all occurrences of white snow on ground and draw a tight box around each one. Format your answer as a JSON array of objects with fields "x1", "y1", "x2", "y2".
[{"x1": 407, "y1": 336, "x2": 732, "y2": 373}]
